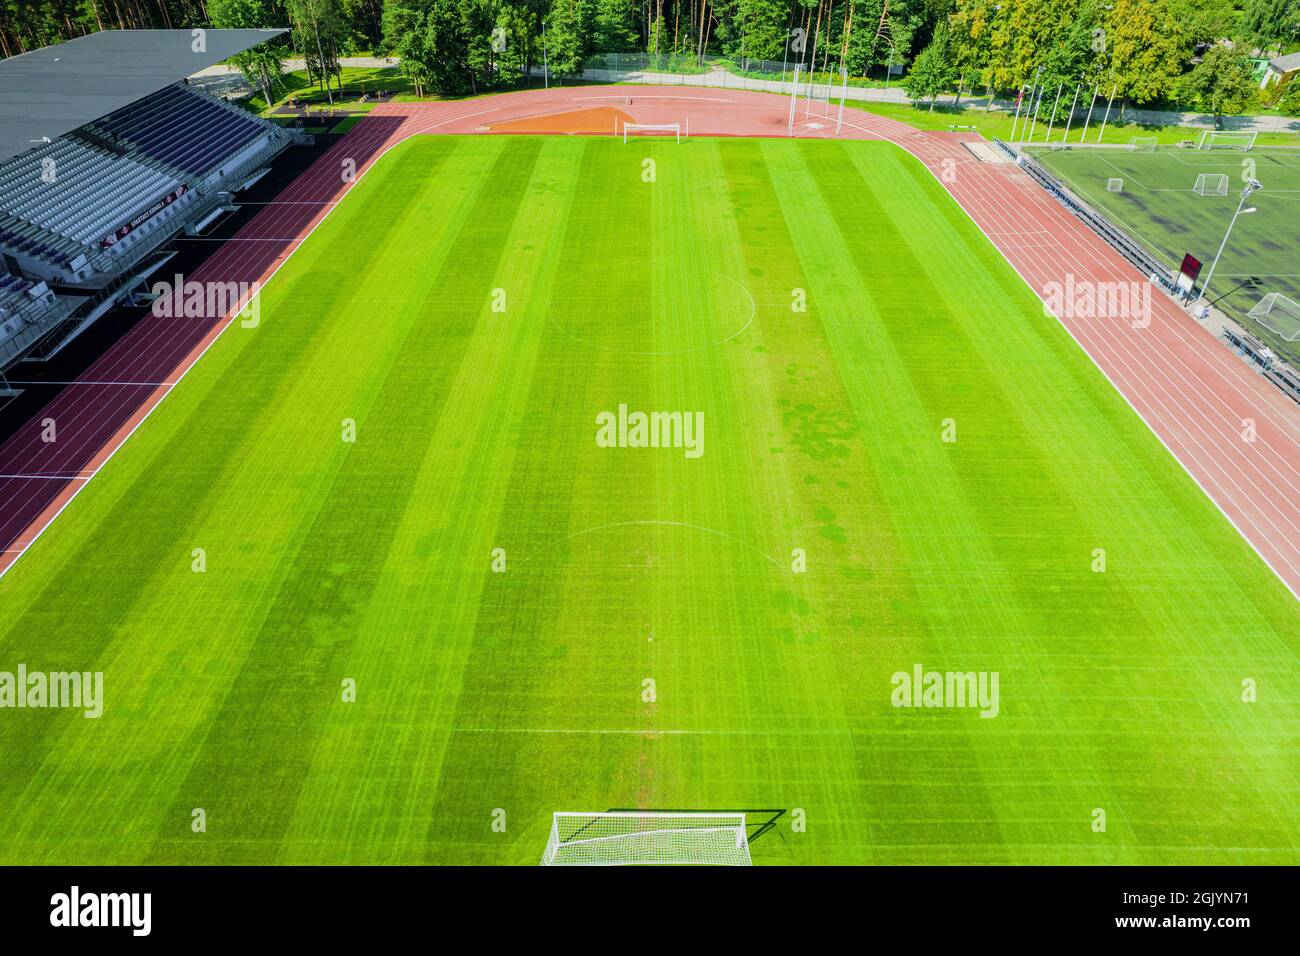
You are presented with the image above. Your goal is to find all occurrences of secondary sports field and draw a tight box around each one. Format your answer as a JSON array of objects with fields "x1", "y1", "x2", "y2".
[
  {"x1": 0, "y1": 134, "x2": 1296, "y2": 865},
  {"x1": 1027, "y1": 143, "x2": 1300, "y2": 364}
]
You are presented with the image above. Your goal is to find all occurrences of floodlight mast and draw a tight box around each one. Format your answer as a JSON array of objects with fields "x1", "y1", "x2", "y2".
[
  {"x1": 788, "y1": 64, "x2": 801, "y2": 137},
  {"x1": 1195, "y1": 179, "x2": 1263, "y2": 312},
  {"x1": 836, "y1": 65, "x2": 849, "y2": 136}
]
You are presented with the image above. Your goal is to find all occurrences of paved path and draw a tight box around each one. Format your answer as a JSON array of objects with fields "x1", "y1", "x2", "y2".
[
  {"x1": 196, "y1": 55, "x2": 1300, "y2": 134},
  {"x1": 191, "y1": 56, "x2": 398, "y2": 77}
]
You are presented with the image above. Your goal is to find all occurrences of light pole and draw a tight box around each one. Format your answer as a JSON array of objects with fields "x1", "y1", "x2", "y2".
[
  {"x1": 1195, "y1": 179, "x2": 1262, "y2": 316},
  {"x1": 781, "y1": 11, "x2": 792, "y2": 84},
  {"x1": 1012, "y1": 66, "x2": 1042, "y2": 142},
  {"x1": 883, "y1": 41, "x2": 896, "y2": 97},
  {"x1": 788, "y1": 64, "x2": 801, "y2": 136},
  {"x1": 836, "y1": 64, "x2": 848, "y2": 136}
]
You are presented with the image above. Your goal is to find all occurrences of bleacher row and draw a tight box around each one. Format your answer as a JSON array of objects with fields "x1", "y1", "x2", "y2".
[
  {"x1": 0, "y1": 274, "x2": 61, "y2": 361},
  {"x1": 0, "y1": 137, "x2": 180, "y2": 254},
  {"x1": 87, "y1": 84, "x2": 274, "y2": 178},
  {"x1": 0, "y1": 274, "x2": 52, "y2": 316},
  {"x1": 1222, "y1": 326, "x2": 1300, "y2": 405},
  {"x1": 0, "y1": 83, "x2": 287, "y2": 278}
]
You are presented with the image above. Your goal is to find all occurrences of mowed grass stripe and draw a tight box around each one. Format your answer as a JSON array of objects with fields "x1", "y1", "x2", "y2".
[
  {"x1": 274, "y1": 138, "x2": 591, "y2": 862},
  {"x1": 775, "y1": 142, "x2": 1141, "y2": 859},
  {"x1": 816, "y1": 142, "x2": 1298, "y2": 859},
  {"x1": 716, "y1": 139, "x2": 926, "y2": 859},
  {"x1": 0, "y1": 143, "x2": 466, "y2": 859},
  {"x1": 876, "y1": 147, "x2": 1284, "y2": 623},
  {"x1": 426, "y1": 139, "x2": 664, "y2": 858},
  {"x1": 871, "y1": 146, "x2": 1294, "y2": 859},
  {"x1": 11, "y1": 143, "x2": 488, "y2": 862},
  {"x1": 641, "y1": 142, "x2": 859, "y2": 837},
  {"x1": 851, "y1": 144, "x2": 1300, "y2": 794},
  {"x1": 144, "y1": 138, "x2": 545, "y2": 862}
]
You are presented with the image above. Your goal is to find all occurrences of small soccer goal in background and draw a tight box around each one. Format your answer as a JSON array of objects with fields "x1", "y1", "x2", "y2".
[
  {"x1": 1248, "y1": 293, "x2": 1300, "y2": 342},
  {"x1": 1107, "y1": 177, "x2": 1124, "y2": 192},
  {"x1": 1195, "y1": 130, "x2": 1257, "y2": 151},
  {"x1": 1127, "y1": 136, "x2": 1157, "y2": 152},
  {"x1": 1193, "y1": 173, "x2": 1229, "y2": 196},
  {"x1": 620, "y1": 122, "x2": 684, "y2": 144},
  {"x1": 540, "y1": 812, "x2": 752, "y2": 865}
]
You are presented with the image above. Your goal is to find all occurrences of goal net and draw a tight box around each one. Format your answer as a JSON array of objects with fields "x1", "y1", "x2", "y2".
[
  {"x1": 540, "y1": 812, "x2": 752, "y2": 866},
  {"x1": 621, "y1": 122, "x2": 682, "y2": 144},
  {"x1": 1248, "y1": 292, "x2": 1300, "y2": 341},
  {"x1": 1193, "y1": 173, "x2": 1229, "y2": 196},
  {"x1": 804, "y1": 72, "x2": 834, "y2": 118},
  {"x1": 1128, "y1": 135, "x2": 1157, "y2": 152},
  {"x1": 1196, "y1": 130, "x2": 1256, "y2": 150}
]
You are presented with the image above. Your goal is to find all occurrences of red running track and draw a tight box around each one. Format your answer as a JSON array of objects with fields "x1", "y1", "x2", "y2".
[{"x1": 0, "y1": 87, "x2": 1297, "y2": 599}]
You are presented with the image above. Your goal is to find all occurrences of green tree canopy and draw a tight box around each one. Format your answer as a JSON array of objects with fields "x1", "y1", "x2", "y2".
[
  {"x1": 902, "y1": 20, "x2": 957, "y2": 106},
  {"x1": 1177, "y1": 44, "x2": 1260, "y2": 124}
]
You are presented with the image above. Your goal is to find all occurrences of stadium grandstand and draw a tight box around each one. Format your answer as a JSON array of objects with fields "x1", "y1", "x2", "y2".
[{"x1": 0, "y1": 29, "x2": 301, "y2": 394}]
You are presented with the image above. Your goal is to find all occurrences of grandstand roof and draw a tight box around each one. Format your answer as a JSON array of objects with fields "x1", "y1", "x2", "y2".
[{"x1": 0, "y1": 29, "x2": 287, "y2": 164}]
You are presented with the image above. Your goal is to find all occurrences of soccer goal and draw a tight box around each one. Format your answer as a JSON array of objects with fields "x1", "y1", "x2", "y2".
[
  {"x1": 621, "y1": 122, "x2": 683, "y2": 144},
  {"x1": 1128, "y1": 135, "x2": 1157, "y2": 152},
  {"x1": 1196, "y1": 130, "x2": 1257, "y2": 151},
  {"x1": 1107, "y1": 177, "x2": 1124, "y2": 192},
  {"x1": 1193, "y1": 173, "x2": 1229, "y2": 196},
  {"x1": 540, "y1": 812, "x2": 752, "y2": 866},
  {"x1": 1248, "y1": 292, "x2": 1300, "y2": 342},
  {"x1": 803, "y1": 74, "x2": 834, "y2": 118}
]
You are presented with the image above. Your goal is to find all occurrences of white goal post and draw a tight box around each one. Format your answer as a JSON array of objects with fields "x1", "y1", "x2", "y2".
[
  {"x1": 540, "y1": 812, "x2": 752, "y2": 866},
  {"x1": 1248, "y1": 292, "x2": 1300, "y2": 342},
  {"x1": 621, "y1": 122, "x2": 683, "y2": 144},
  {"x1": 1195, "y1": 130, "x2": 1257, "y2": 150},
  {"x1": 1127, "y1": 135, "x2": 1157, "y2": 152},
  {"x1": 1193, "y1": 173, "x2": 1229, "y2": 196}
]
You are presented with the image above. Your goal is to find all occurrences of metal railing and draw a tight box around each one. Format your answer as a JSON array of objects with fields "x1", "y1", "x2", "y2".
[{"x1": 993, "y1": 139, "x2": 1177, "y2": 293}]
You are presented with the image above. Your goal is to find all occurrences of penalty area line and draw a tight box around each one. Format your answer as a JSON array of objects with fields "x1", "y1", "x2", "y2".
[{"x1": 453, "y1": 727, "x2": 853, "y2": 737}]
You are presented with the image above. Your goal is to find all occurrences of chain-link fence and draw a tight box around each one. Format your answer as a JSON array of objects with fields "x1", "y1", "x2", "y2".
[{"x1": 540, "y1": 54, "x2": 915, "y2": 104}]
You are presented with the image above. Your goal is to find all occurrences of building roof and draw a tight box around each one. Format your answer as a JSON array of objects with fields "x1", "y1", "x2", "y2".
[
  {"x1": 1267, "y1": 52, "x2": 1300, "y2": 74},
  {"x1": 0, "y1": 29, "x2": 286, "y2": 163}
]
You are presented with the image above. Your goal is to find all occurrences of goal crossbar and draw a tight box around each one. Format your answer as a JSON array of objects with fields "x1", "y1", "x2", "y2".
[
  {"x1": 1193, "y1": 173, "x2": 1229, "y2": 196},
  {"x1": 1196, "y1": 130, "x2": 1256, "y2": 150},
  {"x1": 1248, "y1": 292, "x2": 1300, "y2": 341},
  {"x1": 541, "y1": 811, "x2": 751, "y2": 866},
  {"x1": 622, "y1": 123, "x2": 682, "y2": 144}
]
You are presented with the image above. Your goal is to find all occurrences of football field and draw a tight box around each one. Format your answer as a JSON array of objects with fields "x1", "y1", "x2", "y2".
[
  {"x1": 0, "y1": 134, "x2": 1296, "y2": 865},
  {"x1": 1027, "y1": 143, "x2": 1300, "y2": 365}
]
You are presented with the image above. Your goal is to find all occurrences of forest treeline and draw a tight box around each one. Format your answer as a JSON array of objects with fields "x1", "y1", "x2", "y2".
[{"x1": 2, "y1": 0, "x2": 1298, "y2": 115}]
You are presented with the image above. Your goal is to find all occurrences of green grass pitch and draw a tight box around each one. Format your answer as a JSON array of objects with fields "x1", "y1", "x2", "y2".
[
  {"x1": 1027, "y1": 143, "x2": 1300, "y2": 365},
  {"x1": 0, "y1": 135, "x2": 1296, "y2": 865}
]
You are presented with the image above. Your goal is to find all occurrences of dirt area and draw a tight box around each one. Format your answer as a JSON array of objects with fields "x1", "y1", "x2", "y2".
[{"x1": 483, "y1": 105, "x2": 635, "y2": 135}]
